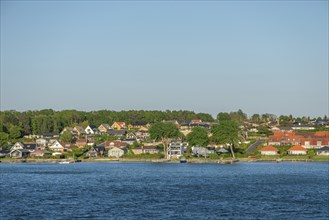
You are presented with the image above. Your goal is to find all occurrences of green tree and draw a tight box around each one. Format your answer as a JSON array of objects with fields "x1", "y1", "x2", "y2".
[
  {"x1": 186, "y1": 127, "x2": 209, "y2": 147},
  {"x1": 251, "y1": 114, "x2": 261, "y2": 123},
  {"x1": 60, "y1": 131, "x2": 74, "y2": 143},
  {"x1": 0, "y1": 132, "x2": 9, "y2": 145},
  {"x1": 230, "y1": 109, "x2": 247, "y2": 123},
  {"x1": 9, "y1": 125, "x2": 22, "y2": 139},
  {"x1": 211, "y1": 120, "x2": 239, "y2": 159},
  {"x1": 149, "y1": 122, "x2": 181, "y2": 159},
  {"x1": 217, "y1": 112, "x2": 231, "y2": 122}
]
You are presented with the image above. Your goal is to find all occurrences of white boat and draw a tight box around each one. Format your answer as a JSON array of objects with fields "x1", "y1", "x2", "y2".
[{"x1": 58, "y1": 161, "x2": 72, "y2": 164}]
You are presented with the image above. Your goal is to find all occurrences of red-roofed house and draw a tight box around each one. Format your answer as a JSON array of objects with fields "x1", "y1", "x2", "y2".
[
  {"x1": 191, "y1": 119, "x2": 202, "y2": 124},
  {"x1": 260, "y1": 146, "x2": 279, "y2": 156},
  {"x1": 104, "y1": 141, "x2": 128, "y2": 148},
  {"x1": 287, "y1": 145, "x2": 307, "y2": 155}
]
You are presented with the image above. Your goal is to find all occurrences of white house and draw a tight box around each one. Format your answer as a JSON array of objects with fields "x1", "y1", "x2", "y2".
[
  {"x1": 10, "y1": 142, "x2": 37, "y2": 152},
  {"x1": 316, "y1": 146, "x2": 329, "y2": 156},
  {"x1": 108, "y1": 147, "x2": 126, "y2": 158},
  {"x1": 85, "y1": 125, "x2": 99, "y2": 135},
  {"x1": 260, "y1": 146, "x2": 279, "y2": 156},
  {"x1": 48, "y1": 140, "x2": 64, "y2": 152},
  {"x1": 287, "y1": 145, "x2": 307, "y2": 155}
]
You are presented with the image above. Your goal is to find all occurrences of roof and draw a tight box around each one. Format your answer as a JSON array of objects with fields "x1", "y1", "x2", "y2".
[
  {"x1": 88, "y1": 125, "x2": 97, "y2": 129},
  {"x1": 22, "y1": 142, "x2": 37, "y2": 150},
  {"x1": 288, "y1": 145, "x2": 307, "y2": 151},
  {"x1": 143, "y1": 145, "x2": 159, "y2": 150},
  {"x1": 93, "y1": 145, "x2": 105, "y2": 152},
  {"x1": 108, "y1": 129, "x2": 127, "y2": 135},
  {"x1": 12, "y1": 149, "x2": 31, "y2": 153},
  {"x1": 217, "y1": 148, "x2": 229, "y2": 153},
  {"x1": 317, "y1": 146, "x2": 329, "y2": 151},
  {"x1": 99, "y1": 124, "x2": 111, "y2": 128},
  {"x1": 260, "y1": 146, "x2": 279, "y2": 152},
  {"x1": 115, "y1": 122, "x2": 126, "y2": 127}
]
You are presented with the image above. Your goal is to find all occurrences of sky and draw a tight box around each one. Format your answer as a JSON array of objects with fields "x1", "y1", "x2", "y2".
[{"x1": 1, "y1": 1, "x2": 328, "y2": 118}]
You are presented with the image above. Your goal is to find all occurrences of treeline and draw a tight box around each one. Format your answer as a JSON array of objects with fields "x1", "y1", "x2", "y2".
[
  {"x1": 0, "y1": 109, "x2": 327, "y2": 141},
  {"x1": 0, "y1": 109, "x2": 214, "y2": 136}
]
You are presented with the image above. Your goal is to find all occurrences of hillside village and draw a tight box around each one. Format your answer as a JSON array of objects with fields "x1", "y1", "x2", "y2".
[{"x1": 1, "y1": 116, "x2": 329, "y2": 161}]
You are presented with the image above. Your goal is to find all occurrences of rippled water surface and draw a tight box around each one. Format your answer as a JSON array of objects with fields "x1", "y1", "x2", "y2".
[{"x1": 1, "y1": 162, "x2": 328, "y2": 219}]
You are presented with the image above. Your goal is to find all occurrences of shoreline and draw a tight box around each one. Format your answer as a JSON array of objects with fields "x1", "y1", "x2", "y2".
[{"x1": 1, "y1": 157, "x2": 328, "y2": 163}]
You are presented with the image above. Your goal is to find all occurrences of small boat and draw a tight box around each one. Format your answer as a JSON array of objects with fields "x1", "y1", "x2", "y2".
[
  {"x1": 58, "y1": 161, "x2": 72, "y2": 164},
  {"x1": 180, "y1": 157, "x2": 188, "y2": 163}
]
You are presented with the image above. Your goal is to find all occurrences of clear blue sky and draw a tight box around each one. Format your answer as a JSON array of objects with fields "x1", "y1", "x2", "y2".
[{"x1": 1, "y1": 1, "x2": 328, "y2": 118}]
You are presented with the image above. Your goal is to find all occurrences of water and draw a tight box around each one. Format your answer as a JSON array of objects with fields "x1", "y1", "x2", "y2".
[{"x1": 1, "y1": 162, "x2": 328, "y2": 219}]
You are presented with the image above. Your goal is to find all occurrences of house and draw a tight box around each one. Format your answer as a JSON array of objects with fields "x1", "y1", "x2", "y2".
[
  {"x1": 36, "y1": 138, "x2": 48, "y2": 148},
  {"x1": 85, "y1": 125, "x2": 99, "y2": 135},
  {"x1": 138, "y1": 126, "x2": 149, "y2": 132},
  {"x1": 9, "y1": 149, "x2": 30, "y2": 158},
  {"x1": 191, "y1": 146, "x2": 213, "y2": 157},
  {"x1": 126, "y1": 132, "x2": 150, "y2": 142},
  {"x1": 316, "y1": 146, "x2": 329, "y2": 156},
  {"x1": 127, "y1": 122, "x2": 144, "y2": 130},
  {"x1": 30, "y1": 150, "x2": 52, "y2": 157},
  {"x1": 87, "y1": 138, "x2": 95, "y2": 146},
  {"x1": 61, "y1": 142, "x2": 74, "y2": 151},
  {"x1": 86, "y1": 145, "x2": 105, "y2": 158},
  {"x1": 98, "y1": 124, "x2": 111, "y2": 133},
  {"x1": 291, "y1": 125, "x2": 315, "y2": 131},
  {"x1": 103, "y1": 141, "x2": 129, "y2": 149},
  {"x1": 132, "y1": 147, "x2": 143, "y2": 155},
  {"x1": 126, "y1": 132, "x2": 138, "y2": 141},
  {"x1": 287, "y1": 145, "x2": 307, "y2": 155},
  {"x1": 143, "y1": 145, "x2": 159, "y2": 154},
  {"x1": 107, "y1": 129, "x2": 127, "y2": 136},
  {"x1": 168, "y1": 142, "x2": 188, "y2": 159},
  {"x1": 74, "y1": 126, "x2": 86, "y2": 136},
  {"x1": 111, "y1": 122, "x2": 126, "y2": 130},
  {"x1": 75, "y1": 139, "x2": 88, "y2": 148},
  {"x1": 10, "y1": 142, "x2": 37, "y2": 152},
  {"x1": 61, "y1": 127, "x2": 78, "y2": 136},
  {"x1": 191, "y1": 119, "x2": 202, "y2": 124},
  {"x1": 48, "y1": 140, "x2": 64, "y2": 152},
  {"x1": 260, "y1": 146, "x2": 279, "y2": 156},
  {"x1": 176, "y1": 120, "x2": 192, "y2": 130},
  {"x1": 108, "y1": 147, "x2": 127, "y2": 158},
  {"x1": 217, "y1": 148, "x2": 229, "y2": 154}
]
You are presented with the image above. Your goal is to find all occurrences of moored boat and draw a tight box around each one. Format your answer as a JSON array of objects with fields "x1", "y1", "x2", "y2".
[{"x1": 180, "y1": 157, "x2": 188, "y2": 163}]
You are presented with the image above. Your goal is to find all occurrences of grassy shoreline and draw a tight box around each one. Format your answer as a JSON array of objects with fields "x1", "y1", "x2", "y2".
[{"x1": 1, "y1": 156, "x2": 328, "y2": 163}]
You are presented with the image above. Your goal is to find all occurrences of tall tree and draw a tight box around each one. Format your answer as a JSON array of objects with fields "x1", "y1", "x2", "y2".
[
  {"x1": 149, "y1": 122, "x2": 181, "y2": 159},
  {"x1": 9, "y1": 125, "x2": 22, "y2": 139},
  {"x1": 60, "y1": 131, "x2": 74, "y2": 143},
  {"x1": 186, "y1": 127, "x2": 209, "y2": 147},
  {"x1": 251, "y1": 114, "x2": 261, "y2": 123},
  {"x1": 230, "y1": 109, "x2": 247, "y2": 123},
  {"x1": 0, "y1": 132, "x2": 9, "y2": 146},
  {"x1": 217, "y1": 112, "x2": 231, "y2": 122},
  {"x1": 211, "y1": 120, "x2": 239, "y2": 159}
]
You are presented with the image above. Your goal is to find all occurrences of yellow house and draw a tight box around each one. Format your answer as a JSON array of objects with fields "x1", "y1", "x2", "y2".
[
  {"x1": 111, "y1": 122, "x2": 126, "y2": 130},
  {"x1": 74, "y1": 126, "x2": 86, "y2": 136},
  {"x1": 98, "y1": 124, "x2": 111, "y2": 133}
]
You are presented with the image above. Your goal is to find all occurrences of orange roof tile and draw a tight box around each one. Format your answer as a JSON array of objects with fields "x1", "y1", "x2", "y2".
[{"x1": 288, "y1": 145, "x2": 307, "y2": 151}]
